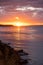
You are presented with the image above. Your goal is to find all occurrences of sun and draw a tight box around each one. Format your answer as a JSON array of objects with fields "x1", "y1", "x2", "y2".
[
  {"x1": 14, "y1": 17, "x2": 23, "y2": 26},
  {"x1": 13, "y1": 21, "x2": 30, "y2": 26},
  {"x1": 14, "y1": 22, "x2": 23, "y2": 26},
  {"x1": 13, "y1": 16, "x2": 30, "y2": 26}
]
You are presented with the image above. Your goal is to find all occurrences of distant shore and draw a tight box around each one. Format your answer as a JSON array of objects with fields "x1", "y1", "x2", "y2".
[{"x1": 0, "y1": 24, "x2": 43, "y2": 27}]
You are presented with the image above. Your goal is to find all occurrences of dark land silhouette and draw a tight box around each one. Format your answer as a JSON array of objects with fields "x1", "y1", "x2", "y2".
[{"x1": 0, "y1": 40, "x2": 29, "y2": 65}]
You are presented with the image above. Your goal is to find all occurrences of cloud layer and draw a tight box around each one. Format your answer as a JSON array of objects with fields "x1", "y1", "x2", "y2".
[{"x1": 0, "y1": 0, "x2": 43, "y2": 24}]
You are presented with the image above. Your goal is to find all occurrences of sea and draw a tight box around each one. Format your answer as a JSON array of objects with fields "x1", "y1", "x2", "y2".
[{"x1": 0, "y1": 25, "x2": 43, "y2": 65}]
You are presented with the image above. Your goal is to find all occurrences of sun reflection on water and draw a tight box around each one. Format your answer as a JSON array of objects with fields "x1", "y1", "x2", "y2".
[{"x1": 16, "y1": 26, "x2": 21, "y2": 41}]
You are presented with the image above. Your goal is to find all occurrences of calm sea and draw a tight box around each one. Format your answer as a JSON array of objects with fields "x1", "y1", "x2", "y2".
[{"x1": 0, "y1": 25, "x2": 43, "y2": 65}]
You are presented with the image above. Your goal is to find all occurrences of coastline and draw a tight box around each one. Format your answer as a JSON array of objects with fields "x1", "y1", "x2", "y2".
[{"x1": 0, "y1": 40, "x2": 29, "y2": 65}]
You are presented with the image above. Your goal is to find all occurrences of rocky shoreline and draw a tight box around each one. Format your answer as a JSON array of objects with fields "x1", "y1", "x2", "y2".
[{"x1": 0, "y1": 40, "x2": 29, "y2": 65}]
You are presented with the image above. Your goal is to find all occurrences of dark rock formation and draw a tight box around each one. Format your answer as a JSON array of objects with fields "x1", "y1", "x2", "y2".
[
  {"x1": 0, "y1": 40, "x2": 29, "y2": 65},
  {"x1": 0, "y1": 40, "x2": 21, "y2": 65},
  {"x1": 17, "y1": 50, "x2": 28, "y2": 56}
]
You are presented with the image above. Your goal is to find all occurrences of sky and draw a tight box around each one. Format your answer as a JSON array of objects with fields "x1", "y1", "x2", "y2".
[{"x1": 0, "y1": 0, "x2": 43, "y2": 25}]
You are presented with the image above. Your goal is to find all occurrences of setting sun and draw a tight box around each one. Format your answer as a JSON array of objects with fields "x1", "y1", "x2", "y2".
[
  {"x1": 15, "y1": 22, "x2": 23, "y2": 26},
  {"x1": 10, "y1": 17, "x2": 31, "y2": 26},
  {"x1": 13, "y1": 21, "x2": 30, "y2": 26},
  {"x1": 13, "y1": 22, "x2": 24, "y2": 26},
  {"x1": 14, "y1": 17, "x2": 24, "y2": 26}
]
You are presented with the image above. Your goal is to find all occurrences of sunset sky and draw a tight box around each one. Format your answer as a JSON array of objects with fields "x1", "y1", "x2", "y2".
[{"x1": 0, "y1": 0, "x2": 43, "y2": 25}]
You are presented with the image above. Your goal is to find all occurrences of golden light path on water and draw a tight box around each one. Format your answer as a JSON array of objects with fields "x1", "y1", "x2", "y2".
[
  {"x1": 14, "y1": 26, "x2": 21, "y2": 50},
  {"x1": 17, "y1": 26, "x2": 21, "y2": 41}
]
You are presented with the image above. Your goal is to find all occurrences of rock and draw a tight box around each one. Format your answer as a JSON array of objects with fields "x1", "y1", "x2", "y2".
[
  {"x1": 0, "y1": 40, "x2": 21, "y2": 65},
  {"x1": 20, "y1": 59, "x2": 28, "y2": 64},
  {"x1": 17, "y1": 50, "x2": 23, "y2": 53},
  {"x1": 0, "y1": 40, "x2": 2, "y2": 43},
  {"x1": 0, "y1": 40, "x2": 29, "y2": 65},
  {"x1": 17, "y1": 49, "x2": 28, "y2": 56},
  {"x1": 16, "y1": 49, "x2": 29, "y2": 64}
]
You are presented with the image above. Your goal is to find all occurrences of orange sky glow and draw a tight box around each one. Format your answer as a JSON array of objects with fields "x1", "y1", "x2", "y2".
[
  {"x1": 0, "y1": 15, "x2": 43, "y2": 26},
  {"x1": 0, "y1": 0, "x2": 43, "y2": 26}
]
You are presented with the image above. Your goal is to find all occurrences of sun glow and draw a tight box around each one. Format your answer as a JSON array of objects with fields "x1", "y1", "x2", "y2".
[
  {"x1": 14, "y1": 22, "x2": 24, "y2": 26},
  {"x1": 12, "y1": 17, "x2": 30, "y2": 26}
]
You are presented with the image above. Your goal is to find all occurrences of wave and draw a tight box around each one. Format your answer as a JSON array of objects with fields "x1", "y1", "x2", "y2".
[{"x1": 0, "y1": 31, "x2": 31, "y2": 35}]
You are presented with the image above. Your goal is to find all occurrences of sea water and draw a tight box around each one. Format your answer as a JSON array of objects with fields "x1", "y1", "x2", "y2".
[{"x1": 0, "y1": 25, "x2": 43, "y2": 65}]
